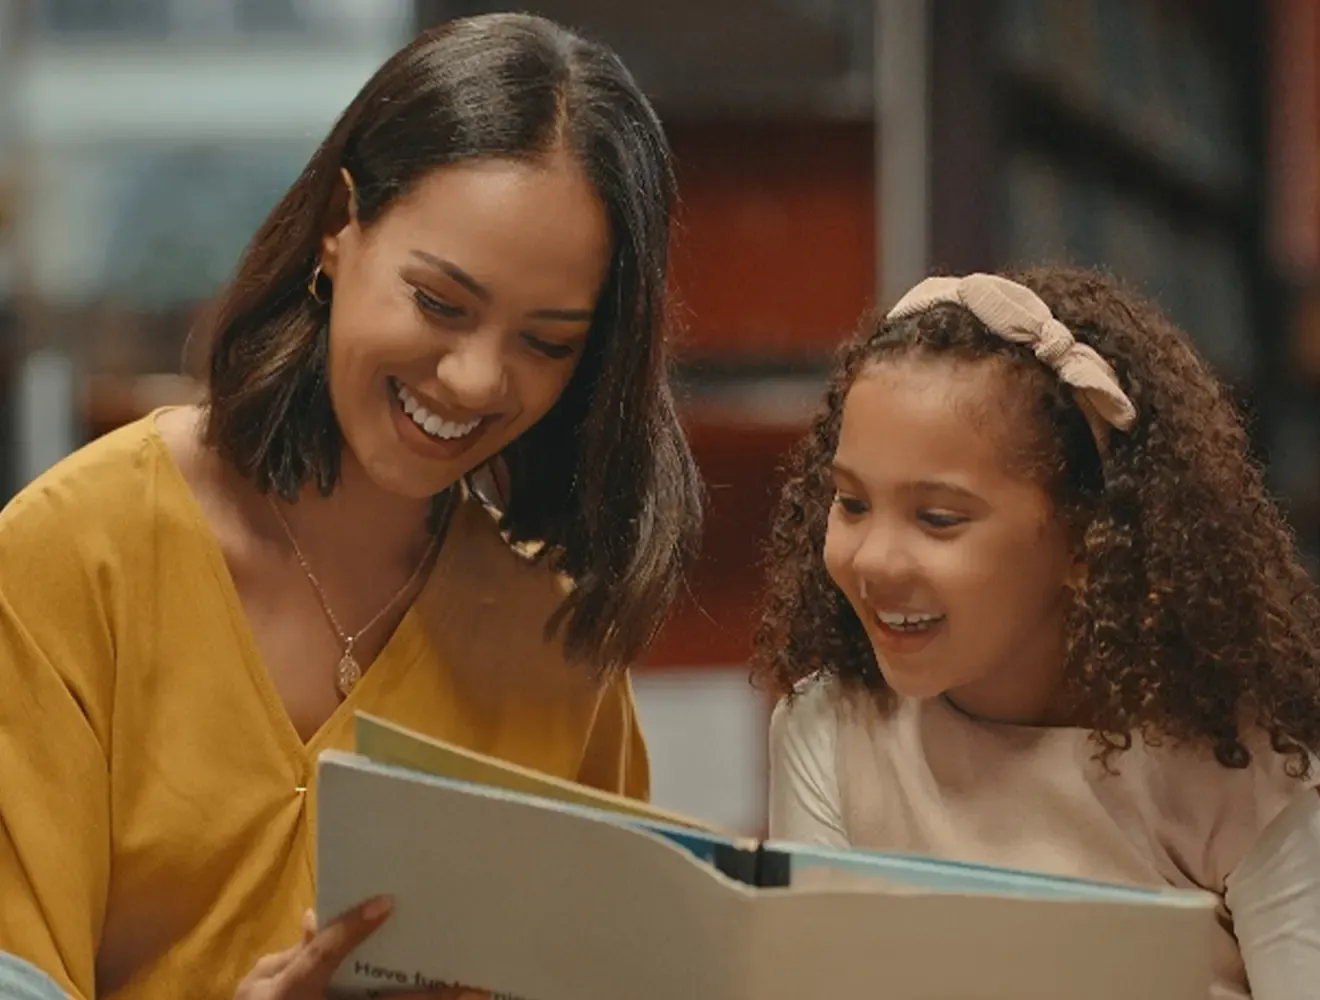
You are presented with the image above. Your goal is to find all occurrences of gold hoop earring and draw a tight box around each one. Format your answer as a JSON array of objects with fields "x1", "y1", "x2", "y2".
[{"x1": 307, "y1": 264, "x2": 329, "y2": 305}]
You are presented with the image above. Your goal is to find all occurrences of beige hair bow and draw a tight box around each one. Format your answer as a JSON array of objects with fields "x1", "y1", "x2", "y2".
[{"x1": 886, "y1": 273, "x2": 1138, "y2": 453}]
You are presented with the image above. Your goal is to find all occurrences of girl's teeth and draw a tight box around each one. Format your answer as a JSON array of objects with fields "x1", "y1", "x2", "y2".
[
  {"x1": 394, "y1": 383, "x2": 480, "y2": 440},
  {"x1": 876, "y1": 611, "x2": 943, "y2": 632}
]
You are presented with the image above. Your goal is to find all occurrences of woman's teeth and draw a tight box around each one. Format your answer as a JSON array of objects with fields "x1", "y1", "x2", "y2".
[
  {"x1": 395, "y1": 383, "x2": 481, "y2": 440},
  {"x1": 875, "y1": 610, "x2": 944, "y2": 633}
]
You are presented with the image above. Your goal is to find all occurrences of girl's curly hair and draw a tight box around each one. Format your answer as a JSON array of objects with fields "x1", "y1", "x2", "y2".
[{"x1": 753, "y1": 265, "x2": 1320, "y2": 776}]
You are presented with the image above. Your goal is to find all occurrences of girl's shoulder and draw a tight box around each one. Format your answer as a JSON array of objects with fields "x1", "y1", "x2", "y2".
[
  {"x1": 1127, "y1": 730, "x2": 1319, "y2": 887},
  {"x1": 770, "y1": 673, "x2": 853, "y2": 747}
]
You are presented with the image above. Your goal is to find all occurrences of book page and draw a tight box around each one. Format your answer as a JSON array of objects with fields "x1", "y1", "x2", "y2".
[
  {"x1": 353, "y1": 712, "x2": 725, "y2": 833},
  {"x1": 769, "y1": 839, "x2": 1214, "y2": 905}
]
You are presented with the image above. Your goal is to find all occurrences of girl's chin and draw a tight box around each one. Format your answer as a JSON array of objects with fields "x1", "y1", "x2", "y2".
[{"x1": 872, "y1": 661, "x2": 954, "y2": 702}]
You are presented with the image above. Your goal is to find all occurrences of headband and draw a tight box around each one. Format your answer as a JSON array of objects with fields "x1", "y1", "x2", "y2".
[{"x1": 886, "y1": 273, "x2": 1138, "y2": 453}]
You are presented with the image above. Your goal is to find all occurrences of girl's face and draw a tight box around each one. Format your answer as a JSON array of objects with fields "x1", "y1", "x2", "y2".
[
  {"x1": 824, "y1": 356, "x2": 1078, "y2": 723},
  {"x1": 319, "y1": 153, "x2": 612, "y2": 501}
]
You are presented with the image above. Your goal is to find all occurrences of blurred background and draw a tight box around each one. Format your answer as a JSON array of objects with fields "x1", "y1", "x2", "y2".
[{"x1": 1, "y1": 0, "x2": 1318, "y2": 833}]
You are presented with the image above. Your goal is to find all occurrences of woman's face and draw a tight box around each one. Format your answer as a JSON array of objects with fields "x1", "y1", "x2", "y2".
[{"x1": 319, "y1": 152, "x2": 612, "y2": 500}]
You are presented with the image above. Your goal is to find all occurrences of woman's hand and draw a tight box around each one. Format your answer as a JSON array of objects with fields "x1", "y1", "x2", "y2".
[{"x1": 234, "y1": 896, "x2": 487, "y2": 999}]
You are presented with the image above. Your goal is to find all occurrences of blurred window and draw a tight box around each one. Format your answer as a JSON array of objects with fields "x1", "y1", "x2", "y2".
[{"x1": 32, "y1": 0, "x2": 411, "y2": 45}]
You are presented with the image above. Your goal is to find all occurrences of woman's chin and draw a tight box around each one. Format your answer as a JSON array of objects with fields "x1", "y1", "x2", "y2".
[
  {"x1": 346, "y1": 440, "x2": 466, "y2": 504},
  {"x1": 340, "y1": 415, "x2": 483, "y2": 503},
  {"x1": 366, "y1": 459, "x2": 464, "y2": 503}
]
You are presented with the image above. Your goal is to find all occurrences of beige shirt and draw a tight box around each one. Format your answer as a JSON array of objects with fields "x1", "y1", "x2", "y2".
[{"x1": 769, "y1": 676, "x2": 1320, "y2": 1000}]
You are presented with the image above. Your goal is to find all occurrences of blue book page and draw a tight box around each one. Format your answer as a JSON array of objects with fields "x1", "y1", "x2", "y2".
[{"x1": 764, "y1": 840, "x2": 1209, "y2": 905}]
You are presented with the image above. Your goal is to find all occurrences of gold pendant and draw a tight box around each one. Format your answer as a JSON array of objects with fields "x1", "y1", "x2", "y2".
[{"x1": 336, "y1": 651, "x2": 362, "y2": 698}]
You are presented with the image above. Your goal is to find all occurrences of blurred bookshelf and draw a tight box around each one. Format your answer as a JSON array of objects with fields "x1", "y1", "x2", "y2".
[{"x1": 929, "y1": 0, "x2": 1320, "y2": 567}]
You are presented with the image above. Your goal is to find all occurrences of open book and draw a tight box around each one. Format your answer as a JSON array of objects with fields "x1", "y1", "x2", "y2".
[{"x1": 316, "y1": 713, "x2": 1216, "y2": 1000}]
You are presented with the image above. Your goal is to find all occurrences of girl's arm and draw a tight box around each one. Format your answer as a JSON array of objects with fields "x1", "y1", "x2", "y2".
[
  {"x1": 1225, "y1": 786, "x2": 1320, "y2": 1000},
  {"x1": 767, "y1": 678, "x2": 850, "y2": 847}
]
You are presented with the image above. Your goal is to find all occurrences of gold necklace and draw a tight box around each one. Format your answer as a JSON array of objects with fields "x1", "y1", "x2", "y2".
[{"x1": 266, "y1": 495, "x2": 439, "y2": 697}]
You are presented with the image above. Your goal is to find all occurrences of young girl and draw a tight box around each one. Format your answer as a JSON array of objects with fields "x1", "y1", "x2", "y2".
[
  {"x1": 0, "y1": 13, "x2": 700, "y2": 1000},
  {"x1": 757, "y1": 267, "x2": 1320, "y2": 999}
]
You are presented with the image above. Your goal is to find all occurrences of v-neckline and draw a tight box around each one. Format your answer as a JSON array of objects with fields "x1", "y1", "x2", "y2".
[{"x1": 146, "y1": 410, "x2": 436, "y2": 760}]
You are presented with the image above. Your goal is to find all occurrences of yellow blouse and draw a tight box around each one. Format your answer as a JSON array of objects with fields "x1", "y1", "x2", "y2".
[{"x1": 0, "y1": 413, "x2": 649, "y2": 999}]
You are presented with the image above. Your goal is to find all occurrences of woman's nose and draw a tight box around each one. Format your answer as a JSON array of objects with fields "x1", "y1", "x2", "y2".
[{"x1": 434, "y1": 333, "x2": 507, "y2": 412}]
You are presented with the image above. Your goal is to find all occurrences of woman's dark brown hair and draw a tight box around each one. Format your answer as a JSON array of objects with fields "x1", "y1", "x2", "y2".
[
  {"x1": 755, "y1": 265, "x2": 1320, "y2": 776},
  {"x1": 200, "y1": 13, "x2": 702, "y2": 673}
]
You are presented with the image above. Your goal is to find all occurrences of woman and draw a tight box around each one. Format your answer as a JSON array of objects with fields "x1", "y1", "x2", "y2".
[{"x1": 0, "y1": 13, "x2": 701, "y2": 1000}]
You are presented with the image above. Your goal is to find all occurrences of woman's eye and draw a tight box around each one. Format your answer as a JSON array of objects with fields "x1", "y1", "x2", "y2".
[
  {"x1": 833, "y1": 493, "x2": 868, "y2": 517},
  {"x1": 413, "y1": 288, "x2": 465, "y2": 319},
  {"x1": 524, "y1": 334, "x2": 576, "y2": 360}
]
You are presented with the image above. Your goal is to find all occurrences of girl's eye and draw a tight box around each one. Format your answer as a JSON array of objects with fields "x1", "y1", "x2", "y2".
[
  {"x1": 919, "y1": 511, "x2": 967, "y2": 529},
  {"x1": 413, "y1": 288, "x2": 465, "y2": 319},
  {"x1": 833, "y1": 493, "x2": 868, "y2": 517},
  {"x1": 523, "y1": 334, "x2": 576, "y2": 360}
]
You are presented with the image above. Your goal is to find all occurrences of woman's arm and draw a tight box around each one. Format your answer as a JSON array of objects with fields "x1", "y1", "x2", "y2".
[
  {"x1": 1225, "y1": 786, "x2": 1320, "y2": 1000},
  {"x1": 0, "y1": 498, "x2": 116, "y2": 1000}
]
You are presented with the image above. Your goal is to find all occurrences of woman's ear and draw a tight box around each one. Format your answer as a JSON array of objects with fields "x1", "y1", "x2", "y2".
[
  {"x1": 319, "y1": 169, "x2": 360, "y2": 281},
  {"x1": 340, "y1": 168, "x2": 359, "y2": 223}
]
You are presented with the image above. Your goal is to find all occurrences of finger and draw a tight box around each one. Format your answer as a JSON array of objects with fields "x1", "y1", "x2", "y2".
[
  {"x1": 247, "y1": 942, "x2": 303, "y2": 979},
  {"x1": 301, "y1": 908, "x2": 317, "y2": 944},
  {"x1": 277, "y1": 895, "x2": 393, "y2": 991}
]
